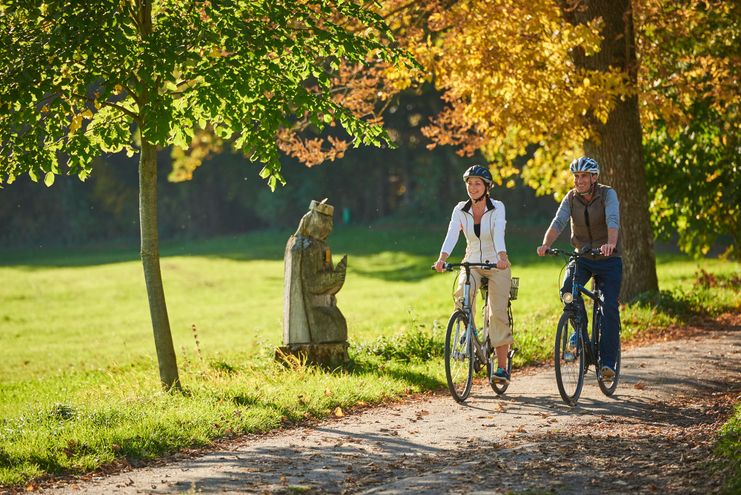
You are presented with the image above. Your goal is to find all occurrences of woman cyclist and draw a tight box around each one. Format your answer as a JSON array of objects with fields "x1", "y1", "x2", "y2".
[{"x1": 434, "y1": 165, "x2": 513, "y2": 383}]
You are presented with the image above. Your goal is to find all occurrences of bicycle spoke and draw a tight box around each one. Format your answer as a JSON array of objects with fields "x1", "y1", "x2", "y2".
[{"x1": 554, "y1": 313, "x2": 584, "y2": 406}]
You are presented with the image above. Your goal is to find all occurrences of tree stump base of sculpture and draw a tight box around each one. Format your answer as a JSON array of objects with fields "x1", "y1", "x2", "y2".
[{"x1": 275, "y1": 343, "x2": 349, "y2": 368}]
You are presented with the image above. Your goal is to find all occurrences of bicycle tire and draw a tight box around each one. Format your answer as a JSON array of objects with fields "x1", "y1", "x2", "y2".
[
  {"x1": 488, "y1": 302, "x2": 515, "y2": 394},
  {"x1": 445, "y1": 310, "x2": 473, "y2": 403},
  {"x1": 598, "y1": 334, "x2": 621, "y2": 396},
  {"x1": 554, "y1": 312, "x2": 585, "y2": 406}
]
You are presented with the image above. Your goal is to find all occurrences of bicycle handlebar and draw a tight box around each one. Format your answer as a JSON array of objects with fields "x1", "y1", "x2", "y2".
[
  {"x1": 430, "y1": 261, "x2": 499, "y2": 272},
  {"x1": 546, "y1": 247, "x2": 603, "y2": 258}
]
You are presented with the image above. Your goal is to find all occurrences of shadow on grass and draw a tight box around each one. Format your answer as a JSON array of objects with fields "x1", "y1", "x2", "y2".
[
  {"x1": 630, "y1": 286, "x2": 740, "y2": 319},
  {"x1": 347, "y1": 359, "x2": 445, "y2": 392}
]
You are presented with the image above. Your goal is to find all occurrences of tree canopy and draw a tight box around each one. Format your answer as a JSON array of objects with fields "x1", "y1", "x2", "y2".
[
  {"x1": 0, "y1": 0, "x2": 409, "y2": 189},
  {"x1": 636, "y1": 0, "x2": 739, "y2": 258},
  {"x1": 379, "y1": 0, "x2": 737, "y2": 198},
  {"x1": 0, "y1": 0, "x2": 412, "y2": 389},
  {"x1": 371, "y1": 0, "x2": 737, "y2": 277}
]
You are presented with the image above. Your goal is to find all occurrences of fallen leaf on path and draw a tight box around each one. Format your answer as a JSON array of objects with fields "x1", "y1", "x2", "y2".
[{"x1": 635, "y1": 382, "x2": 646, "y2": 390}]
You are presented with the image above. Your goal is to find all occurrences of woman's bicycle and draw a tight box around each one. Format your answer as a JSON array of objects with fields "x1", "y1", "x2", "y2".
[
  {"x1": 546, "y1": 248, "x2": 621, "y2": 406},
  {"x1": 435, "y1": 262, "x2": 518, "y2": 403}
]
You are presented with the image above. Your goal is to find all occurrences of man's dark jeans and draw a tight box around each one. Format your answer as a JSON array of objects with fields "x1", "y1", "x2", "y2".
[{"x1": 560, "y1": 256, "x2": 623, "y2": 369}]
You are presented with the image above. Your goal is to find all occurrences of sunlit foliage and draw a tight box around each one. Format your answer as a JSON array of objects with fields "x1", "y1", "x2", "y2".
[{"x1": 0, "y1": 0, "x2": 411, "y2": 189}]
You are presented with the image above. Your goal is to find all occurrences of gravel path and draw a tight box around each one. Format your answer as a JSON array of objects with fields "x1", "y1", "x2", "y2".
[{"x1": 38, "y1": 317, "x2": 740, "y2": 494}]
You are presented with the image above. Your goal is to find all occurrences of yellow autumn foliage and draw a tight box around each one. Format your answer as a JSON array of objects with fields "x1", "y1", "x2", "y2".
[{"x1": 379, "y1": 0, "x2": 736, "y2": 195}]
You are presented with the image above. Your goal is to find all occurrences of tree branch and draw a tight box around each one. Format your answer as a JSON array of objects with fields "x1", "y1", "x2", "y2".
[{"x1": 70, "y1": 91, "x2": 140, "y2": 122}]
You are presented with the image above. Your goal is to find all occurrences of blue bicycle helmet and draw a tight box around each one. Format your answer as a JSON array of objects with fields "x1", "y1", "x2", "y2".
[
  {"x1": 462, "y1": 165, "x2": 493, "y2": 189},
  {"x1": 569, "y1": 156, "x2": 600, "y2": 175}
]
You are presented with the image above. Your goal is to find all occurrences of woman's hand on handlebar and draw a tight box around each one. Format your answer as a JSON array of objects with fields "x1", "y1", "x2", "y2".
[
  {"x1": 536, "y1": 245, "x2": 550, "y2": 256},
  {"x1": 434, "y1": 259, "x2": 446, "y2": 272}
]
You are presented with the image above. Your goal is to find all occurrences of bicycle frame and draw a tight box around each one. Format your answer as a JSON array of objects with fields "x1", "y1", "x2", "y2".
[
  {"x1": 436, "y1": 260, "x2": 517, "y2": 401},
  {"x1": 547, "y1": 247, "x2": 621, "y2": 404},
  {"x1": 442, "y1": 262, "x2": 515, "y2": 362},
  {"x1": 451, "y1": 262, "x2": 492, "y2": 366},
  {"x1": 562, "y1": 260, "x2": 604, "y2": 370}
]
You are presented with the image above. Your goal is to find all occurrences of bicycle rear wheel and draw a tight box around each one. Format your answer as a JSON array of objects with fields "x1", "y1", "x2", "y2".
[
  {"x1": 445, "y1": 310, "x2": 473, "y2": 403},
  {"x1": 554, "y1": 312, "x2": 585, "y2": 406},
  {"x1": 488, "y1": 302, "x2": 515, "y2": 395},
  {"x1": 487, "y1": 347, "x2": 511, "y2": 395},
  {"x1": 598, "y1": 335, "x2": 621, "y2": 396}
]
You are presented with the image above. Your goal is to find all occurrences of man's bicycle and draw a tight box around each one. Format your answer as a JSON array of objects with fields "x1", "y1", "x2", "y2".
[
  {"x1": 546, "y1": 248, "x2": 621, "y2": 406},
  {"x1": 435, "y1": 262, "x2": 518, "y2": 403}
]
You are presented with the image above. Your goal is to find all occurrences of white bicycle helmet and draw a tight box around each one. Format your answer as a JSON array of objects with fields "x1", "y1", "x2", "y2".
[{"x1": 569, "y1": 156, "x2": 600, "y2": 175}]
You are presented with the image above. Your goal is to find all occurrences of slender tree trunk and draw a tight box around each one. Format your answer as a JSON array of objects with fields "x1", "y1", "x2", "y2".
[
  {"x1": 562, "y1": 0, "x2": 659, "y2": 301},
  {"x1": 139, "y1": 140, "x2": 181, "y2": 390}
]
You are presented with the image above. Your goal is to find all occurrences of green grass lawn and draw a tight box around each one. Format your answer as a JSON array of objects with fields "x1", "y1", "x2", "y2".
[{"x1": 0, "y1": 225, "x2": 738, "y2": 486}]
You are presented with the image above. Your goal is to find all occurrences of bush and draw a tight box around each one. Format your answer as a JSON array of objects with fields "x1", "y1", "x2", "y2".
[
  {"x1": 716, "y1": 402, "x2": 741, "y2": 494},
  {"x1": 351, "y1": 324, "x2": 444, "y2": 362}
]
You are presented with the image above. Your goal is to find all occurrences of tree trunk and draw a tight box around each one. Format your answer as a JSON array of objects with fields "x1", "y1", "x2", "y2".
[
  {"x1": 562, "y1": 0, "x2": 659, "y2": 301},
  {"x1": 139, "y1": 140, "x2": 181, "y2": 390}
]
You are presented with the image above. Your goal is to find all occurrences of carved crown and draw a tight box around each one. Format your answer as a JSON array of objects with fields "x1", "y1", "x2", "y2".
[{"x1": 309, "y1": 198, "x2": 334, "y2": 216}]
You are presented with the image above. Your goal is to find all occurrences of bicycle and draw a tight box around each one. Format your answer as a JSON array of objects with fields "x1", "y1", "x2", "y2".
[
  {"x1": 434, "y1": 262, "x2": 518, "y2": 403},
  {"x1": 546, "y1": 248, "x2": 621, "y2": 406}
]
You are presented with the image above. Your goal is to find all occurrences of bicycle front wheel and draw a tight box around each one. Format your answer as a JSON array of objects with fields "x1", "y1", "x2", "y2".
[
  {"x1": 554, "y1": 312, "x2": 585, "y2": 406},
  {"x1": 445, "y1": 310, "x2": 474, "y2": 403}
]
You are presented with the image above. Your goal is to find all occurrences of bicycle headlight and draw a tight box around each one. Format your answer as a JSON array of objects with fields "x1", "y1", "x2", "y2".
[{"x1": 561, "y1": 292, "x2": 574, "y2": 304}]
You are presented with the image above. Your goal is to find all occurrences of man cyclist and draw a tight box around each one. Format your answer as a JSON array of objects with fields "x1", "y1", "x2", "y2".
[{"x1": 536, "y1": 157, "x2": 622, "y2": 379}]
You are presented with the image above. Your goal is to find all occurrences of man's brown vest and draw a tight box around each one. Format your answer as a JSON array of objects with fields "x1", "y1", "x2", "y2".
[{"x1": 568, "y1": 183, "x2": 621, "y2": 258}]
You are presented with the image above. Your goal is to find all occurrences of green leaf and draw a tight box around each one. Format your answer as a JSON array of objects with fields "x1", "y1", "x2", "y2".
[
  {"x1": 0, "y1": 0, "x2": 413, "y2": 191},
  {"x1": 43, "y1": 172, "x2": 55, "y2": 187}
]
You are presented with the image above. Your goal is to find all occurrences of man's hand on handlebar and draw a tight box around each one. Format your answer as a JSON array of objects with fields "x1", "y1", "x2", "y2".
[
  {"x1": 536, "y1": 245, "x2": 550, "y2": 257},
  {"x1": 541, "y1": 247, "x2": 603, "y2": 257},
  {"x1": 434, "y1": 259, "x2": 446, "y2": 272},
  {"x1": 600, "y1": 243, "x2": 616, "y2": 257}
]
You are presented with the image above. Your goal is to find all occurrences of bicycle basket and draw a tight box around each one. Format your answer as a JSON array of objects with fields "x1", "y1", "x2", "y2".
[{"x1": 510, "y1": 277, "x2": 520, "y2": 300}]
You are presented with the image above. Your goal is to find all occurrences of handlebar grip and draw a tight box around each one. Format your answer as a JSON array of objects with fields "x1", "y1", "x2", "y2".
[{"x1": 431, "y1": 263, "x2": 453, "y2": 271}]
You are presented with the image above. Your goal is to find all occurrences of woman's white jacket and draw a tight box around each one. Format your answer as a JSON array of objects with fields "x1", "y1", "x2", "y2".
[{"x1": 440, "y1": 197, "x2": 507, "y2": 264}]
